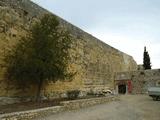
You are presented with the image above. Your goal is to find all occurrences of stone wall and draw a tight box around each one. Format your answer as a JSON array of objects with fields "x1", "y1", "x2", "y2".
[
  {"x1": 0, "y1": 0, "x2": 137, "y2": 99},
  {"x1": 0, "y1": 96, "x2": 119, "y2": 120},
  {"x1": 132, "y1": 69, "x2": 160, "y2": 94},
  {"x1": 0, "y1": 106, "x2": 65, "y2": 120},
  {"x1": 115, "y1": 69, "x2": 160, "y2": 94},
  {"x1": 61, "y1": 96, "x2": 119, "y2": 110}
]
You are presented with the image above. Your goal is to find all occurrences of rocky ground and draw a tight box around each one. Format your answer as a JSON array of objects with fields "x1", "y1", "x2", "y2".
[{"x1": 35, "y1": 95, "x2": 160, "y2": 120}]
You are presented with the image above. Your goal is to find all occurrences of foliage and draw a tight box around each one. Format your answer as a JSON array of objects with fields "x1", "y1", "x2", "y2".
[
  {"x1": 66, "y1": 90, "x2": 80, "y2": 100},
  {"x1": 5, "y1": 14, "x2": 73, "y2": 100},
  {"x1": 143, "y1": 46, "x2": 151, "y2": 70}
]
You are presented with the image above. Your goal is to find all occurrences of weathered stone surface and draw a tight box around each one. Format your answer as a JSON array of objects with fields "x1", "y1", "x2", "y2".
[
  {"x1": 0, "y1": 106, "x2": 65, "y2": 120},
  {"x1": 0, "y1": 0, "x2": 137, "y2": 99},
  {"x1": 61, "y1": 96, "x2": 119, "y2": 110},
  {"x1": 132, "y1": 69, "x2": 160, "y2": 94},
  {"x1": 115, "y1": 69, "x2": 160, "y2": 94}
]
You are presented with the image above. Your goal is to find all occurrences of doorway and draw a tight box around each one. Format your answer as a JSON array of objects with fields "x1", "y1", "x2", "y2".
[{"x1": 118, "y1": 84, "x2": 126, "y2": 94}]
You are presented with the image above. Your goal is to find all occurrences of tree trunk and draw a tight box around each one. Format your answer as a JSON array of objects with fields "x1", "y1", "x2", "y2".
[{"x1": 36, "y1": 79, "x2": 43, "y2": 102}]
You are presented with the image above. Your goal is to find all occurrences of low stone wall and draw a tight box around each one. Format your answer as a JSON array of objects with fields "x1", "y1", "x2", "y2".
[
  {"x1": 0, "y1": 106, "x2": 65, "y2": 120},
  {"x1": 0, "y1": 96, "x2": 119, "y2": 120},
  {"x1": 61, "y1": 96, "x2": 119, "y2": 110}
]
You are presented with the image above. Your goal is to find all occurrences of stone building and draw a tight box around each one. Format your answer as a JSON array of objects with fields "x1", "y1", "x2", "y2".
[
  {"x1": 115, "y1": 72, "x2": 132, "y2": 94},
  {"x1": 115, "y1": 69, "x2": 160, "y2": 94},
  {"x1": 0, "y1": 0, "x2": 138, "y2": 101}
]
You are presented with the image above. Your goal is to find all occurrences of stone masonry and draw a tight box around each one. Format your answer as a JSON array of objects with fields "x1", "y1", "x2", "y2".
[
  {"x1": 0, "y1": 96, "x2": 119, "y2": 120},
  {"x1": 0, "y1": 0, "x2": 137, "y2": 100},
  {"x1": 115, "y1": 69, "x2": 160, "y2": 94}
]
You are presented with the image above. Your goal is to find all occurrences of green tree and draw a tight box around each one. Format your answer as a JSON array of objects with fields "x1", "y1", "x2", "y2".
[
  {"x1": 5, "y1": 14, "x2": 73, "y2": 101},
  {"x1": 143, "y1": 46, "x2": 151, "y2": 70}
]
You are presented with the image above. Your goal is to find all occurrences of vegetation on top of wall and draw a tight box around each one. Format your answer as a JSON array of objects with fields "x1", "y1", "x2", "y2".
[{"x1": 4, "y1": 14, "x2": 74, "y2": 101}]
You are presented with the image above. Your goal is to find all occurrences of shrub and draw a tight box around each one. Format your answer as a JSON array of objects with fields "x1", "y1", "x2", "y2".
[{"x1": 67, "y1": 90, "x2": 80, "y2": 100}]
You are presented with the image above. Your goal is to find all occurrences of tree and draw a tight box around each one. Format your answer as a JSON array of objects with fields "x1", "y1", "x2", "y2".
[
  {"x1": 5, "y1": 14, "x2": 73, "y2": 101},
  {"x1": 143, "y1": 46, "x2": 151, "y2": 70}
]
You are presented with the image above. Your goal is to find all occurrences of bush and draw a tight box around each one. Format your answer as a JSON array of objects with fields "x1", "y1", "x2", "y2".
[{"x1": 67, "y1": 90, "x2": 80, "y2": 100}]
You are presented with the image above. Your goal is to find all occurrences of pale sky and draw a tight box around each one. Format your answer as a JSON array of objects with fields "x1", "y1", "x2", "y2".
[{"x1": 32, "y1": 0, "x2": 160, "y2": 69}]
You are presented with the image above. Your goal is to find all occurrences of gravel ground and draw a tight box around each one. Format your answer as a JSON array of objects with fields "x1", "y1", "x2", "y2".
[{"x1": 35, "y1": 95, "x2": 160, "y2": 120}]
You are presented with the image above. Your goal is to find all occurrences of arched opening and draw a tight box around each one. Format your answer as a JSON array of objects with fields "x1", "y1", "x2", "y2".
[{"x1": 118, "y1": 84, "x2": 126, "y2": 94}]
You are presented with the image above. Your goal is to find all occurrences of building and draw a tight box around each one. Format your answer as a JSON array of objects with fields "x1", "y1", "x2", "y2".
[
  {"x1": 115, "y1": 69, "x2": 160, "y2": 94},
  {"x1": 115, "y1": 72, "x2": 132, "y2": 94}
]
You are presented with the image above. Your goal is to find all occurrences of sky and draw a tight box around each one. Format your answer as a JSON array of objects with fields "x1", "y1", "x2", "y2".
[{"x1": 32, "y1": 0, "x2": 160, "y2": 69}]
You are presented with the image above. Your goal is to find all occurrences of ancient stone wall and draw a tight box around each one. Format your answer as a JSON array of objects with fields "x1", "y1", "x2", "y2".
[
  {"x1": 0, "y1": 0, "x2": 137, "y2": 99},
  {"x1": 132, "y1": 69, "x2": 160, "y2": 94},
  {"x1": 115, "y1": 69, "x2": 160, "y2": 94}
]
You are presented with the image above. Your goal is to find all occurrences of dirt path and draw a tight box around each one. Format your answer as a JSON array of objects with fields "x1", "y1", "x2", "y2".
[{"x1": 35, "y1": 95, "x2": 160, "y2": 120}]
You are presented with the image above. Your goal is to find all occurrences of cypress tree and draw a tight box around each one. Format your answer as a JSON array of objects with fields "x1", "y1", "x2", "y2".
[{"x1": 143, "y1": 46, "x2": 151, "y2": 70}]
